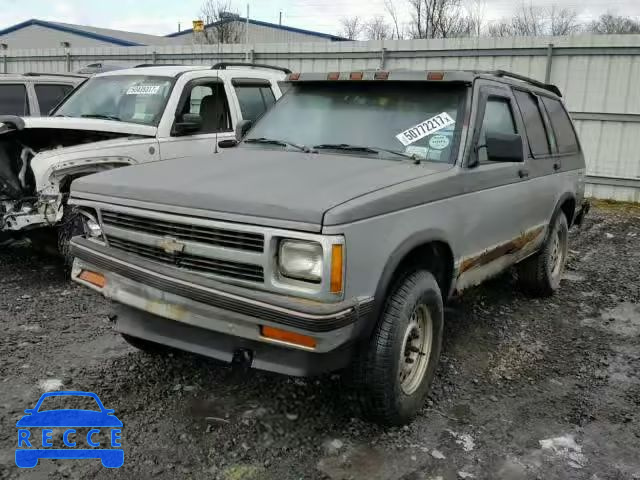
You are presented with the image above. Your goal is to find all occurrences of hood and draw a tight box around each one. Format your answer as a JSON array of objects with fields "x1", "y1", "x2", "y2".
[
  {"x1": 1, "y1": 116, "x2": 157, "y2": 137},
  {"x1": 71, "y1": 148, "x2": 450, "y2": 228}
]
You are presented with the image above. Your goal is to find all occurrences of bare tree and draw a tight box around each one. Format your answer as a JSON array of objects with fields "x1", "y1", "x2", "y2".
[
  {"x1": 549, "y1": 6, "x2": 581, "y2": 36},
  {"x1": 486, "y1": 20, "x2": 514, "y2": 37},
  {"x1": 486, "y1": 3, "x2": 582, "y2": 37},
  {"x1": 407, "y1": 0, "x2": 483, "y2": 39},
  {"x1": 198, "y1": 0, "x2": 242, "y2": 44},
  {"x1": 384, "y1": 0, "x2": 404, "y2": 39},
  {"x1": 364, "y1": 16, "x2": 392, "y2": 40},
  {"x1": 588, "y1": 12, "x2": 640, "y2": 34},
  {"x1": 510, "y1": 4, "x2": 547, "y2": 36},
  {"x1": 339, "y1": 16, "x2": 364, "y2": 40},
  {"x1": 464, "y1": 0, "x2": 486, "y2": 37}
]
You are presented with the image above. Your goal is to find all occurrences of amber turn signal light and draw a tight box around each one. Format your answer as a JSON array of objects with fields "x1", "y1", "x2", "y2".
[
  {"x1": 261, "y1": 326, "x2": 316, "y2": 349},
  {"x1": 330, "y1": 244, "x2": 344, "y2": 294},
  {"x1": 78, "y1": 270, "x2": 106, "y2": 288}
]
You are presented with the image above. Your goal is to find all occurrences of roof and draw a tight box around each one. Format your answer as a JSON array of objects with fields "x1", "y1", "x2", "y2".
[
  {"x1": 96, "y1": 64, "x2": 287, "y2": 79},
  {"x1": 0, "y1": 72, "x2": 85, "y2": 83},
  {"x1": 166, "y1": 16, "x2": 348, "y2": 42},
  {"x1": 0, "y1": 19, "x2": 174, "y2": 47},
  {"x1": 286, "y1": 70, "x2": 562, "y2": 97}
]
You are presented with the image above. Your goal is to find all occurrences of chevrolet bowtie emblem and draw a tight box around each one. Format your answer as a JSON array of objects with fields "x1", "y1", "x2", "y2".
[{"x1": 158, "y1": 236, "x2": 185, "y2": 255}]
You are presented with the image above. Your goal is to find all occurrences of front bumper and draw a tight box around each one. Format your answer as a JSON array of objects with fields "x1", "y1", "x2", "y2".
[{"x1": 70, "y1": 237, "x2": 374, "y2": 376}]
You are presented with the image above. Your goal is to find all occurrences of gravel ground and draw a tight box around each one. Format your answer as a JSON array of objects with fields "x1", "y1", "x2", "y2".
[{"x1": 1, "y1": 205, "x2": 639, "y2": 480}]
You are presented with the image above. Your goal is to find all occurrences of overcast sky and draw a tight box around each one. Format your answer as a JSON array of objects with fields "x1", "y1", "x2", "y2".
[{"x1": 2, "y1": 0, "x2": 640, "y2": 37}]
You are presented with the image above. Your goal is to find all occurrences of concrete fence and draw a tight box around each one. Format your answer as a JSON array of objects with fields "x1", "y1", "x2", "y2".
[{"x1": 2, "y1": 34, "x2": 640, "y2": 201}]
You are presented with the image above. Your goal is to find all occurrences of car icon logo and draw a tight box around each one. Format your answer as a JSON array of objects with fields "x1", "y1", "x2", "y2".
[{"x1": 16, "y1": 391, "x2": 123, "y2": 468}]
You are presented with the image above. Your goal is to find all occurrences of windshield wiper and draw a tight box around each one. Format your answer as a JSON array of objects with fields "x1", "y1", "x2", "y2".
[
  {"x1": 81, "y1": 114, "x2": 121, "y2": 122},
  {"x1": 313, "y1": 143, "x2": 416, "y2": 161},
  {"x1": 244, "y1": 137, "x2": 310, "y2": 152}
]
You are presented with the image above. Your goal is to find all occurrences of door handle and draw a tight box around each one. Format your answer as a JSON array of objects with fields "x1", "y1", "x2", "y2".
[{"x1": 518, "y1": 169, "x2": 529, "y2": 178}]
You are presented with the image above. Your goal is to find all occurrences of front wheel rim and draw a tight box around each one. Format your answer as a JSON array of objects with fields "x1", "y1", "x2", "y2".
[{"x1": 399, "y1": 304, "x2": 433, "y2": 395}]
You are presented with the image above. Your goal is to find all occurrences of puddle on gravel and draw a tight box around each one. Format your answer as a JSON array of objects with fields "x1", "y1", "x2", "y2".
[{"x1": 581, "y1": 303, "x2": 640, "y2": 337}]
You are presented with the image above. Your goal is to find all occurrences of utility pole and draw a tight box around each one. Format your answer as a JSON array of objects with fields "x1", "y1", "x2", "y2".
[
  {"x1": 245, "y1": 4, "x2": 250, "y2": 61},
  {"x1": 279, "y1": 11, "x2": 282, "y2": 26}
]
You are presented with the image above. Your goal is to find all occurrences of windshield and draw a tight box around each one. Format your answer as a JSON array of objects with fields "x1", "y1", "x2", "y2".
[
  {"x1": 244, "y1": 82, "x2": 466, "y2": 163},
  {"x1": 54, "y1": 75, "x2": 174, "y2": 126}
]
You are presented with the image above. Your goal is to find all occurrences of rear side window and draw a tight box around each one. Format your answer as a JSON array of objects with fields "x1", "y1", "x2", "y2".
[
  {"x1": 234, "y1": 84, "x2": 276, "y2": 122},
  {"x1": 35, "y1": 84, "x2": 74, "y2": 115},
  {"x1": 513, "y1": 90, "x2": 550, "y2": 157},
  {"x1": 540, "y1": 96, "x2": 579, "y2": 154},
  {"x1": 0, "y1": 84, "x2": 29, "y2": 116}
]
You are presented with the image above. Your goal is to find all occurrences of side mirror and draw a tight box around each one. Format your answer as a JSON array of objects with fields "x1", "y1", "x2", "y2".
[
  {"x1": 235, "y1": 119, "x2": 253, "y2": 141},
  {"x1": 218, "y1": 139, "x2": 237, "y2": 149},
  {"x1": 173, "y1": 113, "x2": 202, "y2": 136},
  {"x1": 484, "y1": 132, "x2": 524, "y2": 163}
]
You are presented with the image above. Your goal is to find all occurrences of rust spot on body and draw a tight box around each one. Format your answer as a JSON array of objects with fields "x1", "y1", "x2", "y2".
[{"x1": 459, "y1": 226, "x2": 544, "y2": 274}]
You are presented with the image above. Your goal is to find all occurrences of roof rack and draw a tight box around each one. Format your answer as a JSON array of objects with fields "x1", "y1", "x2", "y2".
[
  {"x1": 134, "y1": 64, "x2": 184, "y2": 68},
  {"x1": 212, "y1": 62, "x2": 292, "y2": 74},
  {"x1": 22, "y1": 72, "x2": 87, "y2": 79},
  {"x1": 490, "y1": 70, "x2": 562, "y2": 97}
]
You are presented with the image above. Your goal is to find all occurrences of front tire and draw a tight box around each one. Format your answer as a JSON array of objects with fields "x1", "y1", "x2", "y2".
[
  {"x1": 517, "y1": 213, "x2": 569, "y2": 297},
  {"x1": 353, "y1": 270, "x2": 444, "y2": 426},
  {"x1": 58, "y1": 207, "x2": 84, "y2": 270}
]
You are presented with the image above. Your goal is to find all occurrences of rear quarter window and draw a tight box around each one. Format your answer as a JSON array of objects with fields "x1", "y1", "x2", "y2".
[{"x1": 540, "y1": 96, "x2": 579, "y2": 154}]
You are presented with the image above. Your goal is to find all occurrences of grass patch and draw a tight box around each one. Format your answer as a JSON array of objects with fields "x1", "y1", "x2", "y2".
[{"x1": 589, "y1": 198, "x2": 640, "y2": 212}]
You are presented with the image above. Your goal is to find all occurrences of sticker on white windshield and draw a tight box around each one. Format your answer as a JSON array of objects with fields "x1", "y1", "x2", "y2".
[
  {"x1": 395, "y1": 113, "x2": 455, "y2": 147},
  {"x1": 126, "y1": 85, "x2": 161, "y2": 95}
]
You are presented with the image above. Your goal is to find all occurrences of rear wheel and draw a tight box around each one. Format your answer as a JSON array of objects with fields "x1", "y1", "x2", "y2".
[
  {"x1": 517, "y1": 213, "x2": 569, "y2": 297},
  {"x1": 352, "y1": 270, "x2": 444, "y2": 426}
]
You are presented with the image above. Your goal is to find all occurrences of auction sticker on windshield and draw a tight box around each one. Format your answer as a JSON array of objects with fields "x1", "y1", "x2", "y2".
[
  {"x1": 396, "y1": 113, "x2": 455, "y2": 147},
  {"x1": 126, "y1": 85, "x2": 161, "y2": 95}
]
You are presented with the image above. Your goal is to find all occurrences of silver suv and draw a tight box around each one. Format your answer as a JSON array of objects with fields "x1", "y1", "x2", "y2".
[
  {"x1": 69, "y1": 69, "x2": 589, "y2": 425},
  {"x1": 0, "y1": 73, "x2": 84, "y2": 116}
]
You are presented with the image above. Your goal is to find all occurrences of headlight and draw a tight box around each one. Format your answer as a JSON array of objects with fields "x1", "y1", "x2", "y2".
[
  {"x1": 85, "y1": 218, "x2": 103, "y2": 238},
  {"x1": 278, "y1": 240, "x2": 323, "y2": 283}
]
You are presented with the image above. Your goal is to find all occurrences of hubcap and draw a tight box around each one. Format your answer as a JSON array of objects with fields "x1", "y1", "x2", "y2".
[
  {"x1": 549, "y1": 227, "x2": 566, "y2": 278},
  {"x1": 399, "y1": 304, "x2": 433, "y2": 395}
]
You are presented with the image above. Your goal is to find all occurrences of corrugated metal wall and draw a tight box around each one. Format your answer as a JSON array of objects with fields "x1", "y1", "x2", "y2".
[{"x1": 2, "y1": 35, "x2": 639, "y2": 201}]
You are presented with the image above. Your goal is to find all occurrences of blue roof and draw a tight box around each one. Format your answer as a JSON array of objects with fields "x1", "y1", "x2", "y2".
[
  {"x1": 0, "y1": 19, "x2": 144, "y2": 47},
  {"x1": 166, "y1": 16, "x2": 348, "y2": 42}
]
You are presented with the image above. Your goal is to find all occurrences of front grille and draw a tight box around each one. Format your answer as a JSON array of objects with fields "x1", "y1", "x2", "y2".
[
  {"x1": 101, "y1": 211, "x2": 264, "y2": 253},
  {"x1": 107, "y1": 237, "x2": 264, "y2": 283}
]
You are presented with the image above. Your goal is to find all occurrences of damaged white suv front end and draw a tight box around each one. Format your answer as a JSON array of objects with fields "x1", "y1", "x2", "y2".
[{"x1": 0, "y1": 116, "x2": 159, "y2": 233}]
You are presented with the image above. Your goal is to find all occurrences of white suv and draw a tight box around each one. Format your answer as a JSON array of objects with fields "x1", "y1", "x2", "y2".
[{"x1": 0, "y1": 63, "x2": 286, "y2": 256}]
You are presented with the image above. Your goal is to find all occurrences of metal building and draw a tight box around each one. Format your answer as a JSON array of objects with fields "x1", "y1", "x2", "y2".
[
  {"x1": 0, "y1": 19, "x2": 176, "y2": 48},
  {"x1": 165, "y1": 16, "x2": 347, "y2": 45}
]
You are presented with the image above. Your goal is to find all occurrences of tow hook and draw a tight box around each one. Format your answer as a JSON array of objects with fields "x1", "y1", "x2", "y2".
[{"x1": 231, "y1": 348, "x2": 253, "y2": 373}]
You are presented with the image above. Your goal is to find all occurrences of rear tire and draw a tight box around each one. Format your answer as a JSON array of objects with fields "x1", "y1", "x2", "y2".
[
  {"x1": 352, "y1": 270, "x2": 444, "y2": 426},
  {"x1": 517, "y1": 213, "x2": 569, "y2": 297},
  {"x1": 121, "y1": 333, "x2": 173, "y2": 355}
]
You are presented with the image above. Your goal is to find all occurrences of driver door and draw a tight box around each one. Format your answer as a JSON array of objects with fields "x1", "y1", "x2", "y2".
[
  {"x1": 456, "y1": 83, "x2": 537, "y2": 289},
  {"x1": 158, "y1": 78, "x2": 237, "y2": 161}
]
